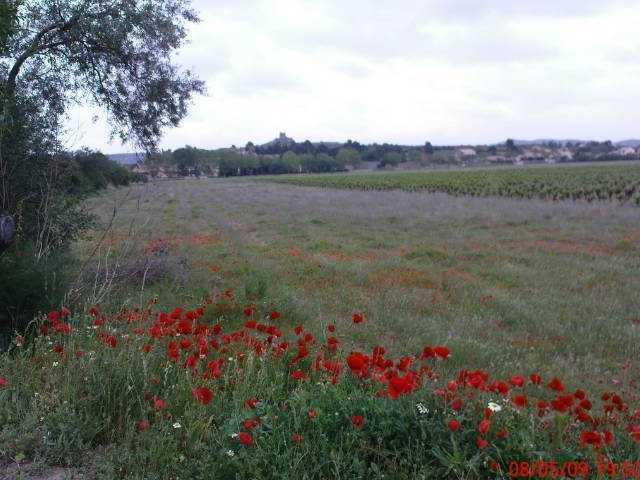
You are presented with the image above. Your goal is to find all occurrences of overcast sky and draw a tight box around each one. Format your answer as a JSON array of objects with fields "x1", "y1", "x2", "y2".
[{"x1": 66, "y1": 0, "x2": 640, "y2": 153}]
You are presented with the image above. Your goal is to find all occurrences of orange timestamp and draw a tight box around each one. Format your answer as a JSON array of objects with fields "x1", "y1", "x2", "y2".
[{"x1": 508, "y1": 461, "x2": 640, "y2": 477}]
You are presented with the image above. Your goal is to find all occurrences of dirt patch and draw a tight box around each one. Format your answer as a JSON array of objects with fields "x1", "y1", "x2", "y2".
[{"x1": 0, "y1": 461, "x2": 94, "y2": 480}]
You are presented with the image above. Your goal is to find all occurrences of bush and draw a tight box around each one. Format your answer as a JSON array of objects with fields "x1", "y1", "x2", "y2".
[{"x1": 0, "y1": 242, "x2": 77, "y2": 342}]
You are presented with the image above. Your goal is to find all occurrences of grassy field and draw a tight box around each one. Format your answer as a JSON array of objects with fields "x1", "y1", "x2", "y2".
[
  {"x1": 1, "y1": 174, "x2": 639, "y2": 478},
  {"x1": 78, "y1": 178, "x2": 640, "y2": 383}
]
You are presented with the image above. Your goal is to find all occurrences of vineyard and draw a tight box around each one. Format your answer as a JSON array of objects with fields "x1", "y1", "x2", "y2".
[{"x1": 266, "y1": 162, "x2": 640, "y2": 203}]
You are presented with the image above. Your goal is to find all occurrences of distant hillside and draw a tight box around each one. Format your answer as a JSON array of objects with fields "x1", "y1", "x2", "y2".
[
  {"x1": 108, "y1": 153, "x2": 143, "y2": 164},
  {"x1": 512, "y1": 138, "x2": 640, "y2": 147},
  {"x1": 614, "y1": 139, "x2": 640, "y2": 147}
]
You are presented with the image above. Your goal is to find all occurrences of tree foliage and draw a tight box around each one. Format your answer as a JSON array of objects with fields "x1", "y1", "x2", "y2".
[{"x1": 0, "y1": 0, "x2": 203, "y2": 252}]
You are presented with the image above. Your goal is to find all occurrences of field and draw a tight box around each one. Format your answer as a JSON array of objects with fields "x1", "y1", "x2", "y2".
[
  {"x1": 1, "y1": 165, "x2": 639, "y2": 478},
  {"x1": 266, "y1": 162, "x2": 640, "y2": 203}
]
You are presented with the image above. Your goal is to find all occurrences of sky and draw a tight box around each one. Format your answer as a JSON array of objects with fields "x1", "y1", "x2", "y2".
[{"x1": 65, "y1": 0, "x2": 640, "y2": 154}]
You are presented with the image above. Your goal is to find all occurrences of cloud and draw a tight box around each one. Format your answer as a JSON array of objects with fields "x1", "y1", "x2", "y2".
[{"x1": 65, "y1": 0, "x2": 640, "y2": 152}]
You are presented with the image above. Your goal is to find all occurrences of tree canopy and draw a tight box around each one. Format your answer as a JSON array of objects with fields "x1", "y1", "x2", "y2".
[
  {"x1": 1, "y1": 0, "x2": 204, "y2": 153},
  {"x1": 0, "y1": 0, "x2": 204, "y2": 249}
]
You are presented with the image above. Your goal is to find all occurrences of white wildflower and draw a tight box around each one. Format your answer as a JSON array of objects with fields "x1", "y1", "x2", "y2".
[
  {"x1": 488, "y1": 402, "x2": 502, "y2": 412},
  {"x1": 416, "y1": 403, "x2": 429, "y2": 414}
]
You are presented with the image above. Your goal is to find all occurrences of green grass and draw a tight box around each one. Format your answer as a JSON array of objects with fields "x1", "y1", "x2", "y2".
[
  {"x1": 263, "y1": 162, "x2": 640, "y2": 203},
  {"x1": 1, "y1": 176, "x2": 639, "y2": 478}
]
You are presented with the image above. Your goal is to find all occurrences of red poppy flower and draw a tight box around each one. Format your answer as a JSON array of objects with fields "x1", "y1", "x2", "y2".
[
  {"x1": 0, "y1": 377, "x2": 5, "y2": 387},
  {"x1": 433, "y1": 346, "x2": 450, "y2": 359},
  {"x1": 627, "y1": 425, "x2": 640, "y2": 442},
  {"x1": 138, "y1": 421, "x2": 149, "y2": 431},
  {"x1": 242, "y1": 417, "x2": 259, "y2": 430},
  {"x1": 495, "y1": 430, "x2": 509, "y2": 438},
  {"x1": 292, "y1": 433, "x2": 304, "y2": 443},
  {"x1": 269, "y1": 311, "x2": 281, "y2": 320},
  {"x1": 53, "y1": 344, "x2": 64, "y2": 353},
  {"x1": 478, "y1": 419, "x2": 490, "y2": 435},
  {"x1": 352, "y1": 313, "x2": 363, "y2": 324},
  {"x1": 512, "y1": 394, "x2": 528, "y2": 408},
  {"x1": 327, "y1": 324, "x2": 336, "y2": 332},
  {"x1": 476, "y1": 436, "x2": 488, "y2": 449},
  {"x1": 346, "y1": 352, "x2": 369, "y2": 378},
  {"x1": 307, "y1": 410, "x2": 317, "y2": 419},
  {"x1": 546, "y1": 376, "x2": 565, "y2": 392},
  {"x1": 154, "y1": 398, "x2": 165, "y2": 409},
  {"x1": 245, "y1": 398, "x2": 259, "y2": 409},
  {"x1": 238, "y1": 432, "x2": 253, "y2": 445},
  {"x1": 388, "y1": 373, "x2": 417, "y2": 398},
  {"x1": 447, "y1": 420, "x2": 460, "y2": 432},
  {"x1": 579, "y1": 398, "x2": 593, "y2": 410},
  {"x1": 579, "y1": 430, "x2": 602, "y2": 447},
  {"x1": 509, "y1": 375, "x2": 525, "y2": 387},
  {"x1": 46, "y1": 311, "x2": 60, "y2": 323},
  {"x1": 351, "y1": 415, "x2": 363, "y2": 428},
  {"x1": 61, "y1": 307, "x2": 71, "y2": 316},
  {"x1": 529, "y1": 372, "x2": 542, "y2": 385},
  {"x1": 291, "y1": 369, "x2": 308, "y2": 380},
  {"x1": 193, "y1": 386, "x2": 213, "y2": 405},
  {"x1": 449, "y1": 398, "x2": 463, "y2": 411}
]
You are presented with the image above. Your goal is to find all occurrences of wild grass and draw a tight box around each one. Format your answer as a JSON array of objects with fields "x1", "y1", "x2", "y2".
[
  {"x1": 74, "y1": 179, "x2": 640, "y2": 393},
  {"x1": 0, "y1": 178, "x2": 639, "y2": 478}
]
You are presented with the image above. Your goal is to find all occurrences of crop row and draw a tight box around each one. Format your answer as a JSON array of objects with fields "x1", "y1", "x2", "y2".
[{"x1": 267, "y1": 163, "x2": 640, "y2": 203}]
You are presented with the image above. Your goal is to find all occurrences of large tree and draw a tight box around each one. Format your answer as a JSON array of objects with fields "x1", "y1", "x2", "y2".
[{"x1": 0, "y1": 0, "x2": 204, "y2": 214}]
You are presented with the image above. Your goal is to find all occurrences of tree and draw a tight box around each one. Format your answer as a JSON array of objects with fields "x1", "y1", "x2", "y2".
[
  {"x1": 424, "y1": 141, "x2": 434, "y2": 155},
  {"x1": 0, "y1": 0, "x2": 204, "y2": 250},
  {"x1": 336, "y1": 147, "x2": 361, "y2": 168}
]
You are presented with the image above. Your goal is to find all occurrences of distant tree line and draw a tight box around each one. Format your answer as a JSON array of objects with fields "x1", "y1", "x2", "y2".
[{"x1": 143, "y1": 140, "x2": 453, "y2": 177}]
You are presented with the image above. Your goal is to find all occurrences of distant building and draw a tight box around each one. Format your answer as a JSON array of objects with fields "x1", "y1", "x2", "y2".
[
  {"x1": 260, "y1": 132, "x2": 295, "y2": 148},
  {"x1": 614, "y1": 146, "x2": 636, "y2": 156}
]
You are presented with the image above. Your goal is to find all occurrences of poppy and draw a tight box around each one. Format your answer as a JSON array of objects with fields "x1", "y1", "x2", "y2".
[
  {"x1": 546, "y1": 377, "x2": 565, "y2": 392},
  {"x1": 512, "y1": 394, "x2": 528, "y2": 408},
  {"x1": 476, "y1": 436, "x2": 488, "y2": 449},
  {"x1": 193, "y1": 386, "x2": 213, "y2": 405},
  {"x1": 433, "y1": 346, "x2": 450, "y2": 358},
  {"x1": 351, "y1": 415, "x2": 363, "y2": 428},
  {"x1": 291, "y1": 369, "x2": 307, "y2": 380},
  {"x1": 529, "y1": 372, "x2": 542, "y2": 385},
  {"x1": 238, "y1": 432, "x2": 253, "y2": 445},
  {"x1": 292, "y1": 433, "x2": 304, "y2": 443},
  {"x1": 388, "y1": 373, "x2": 417, "y2": 398},
  {"x1": 352, "y1": 313, "x2": 363, "y2": 323},
  {"x1": 447, "y1": 420, "x2": 460, "y2": 432},
  {"x1": 478, "y1": 419, "x2": 490, "y2": 435}
]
